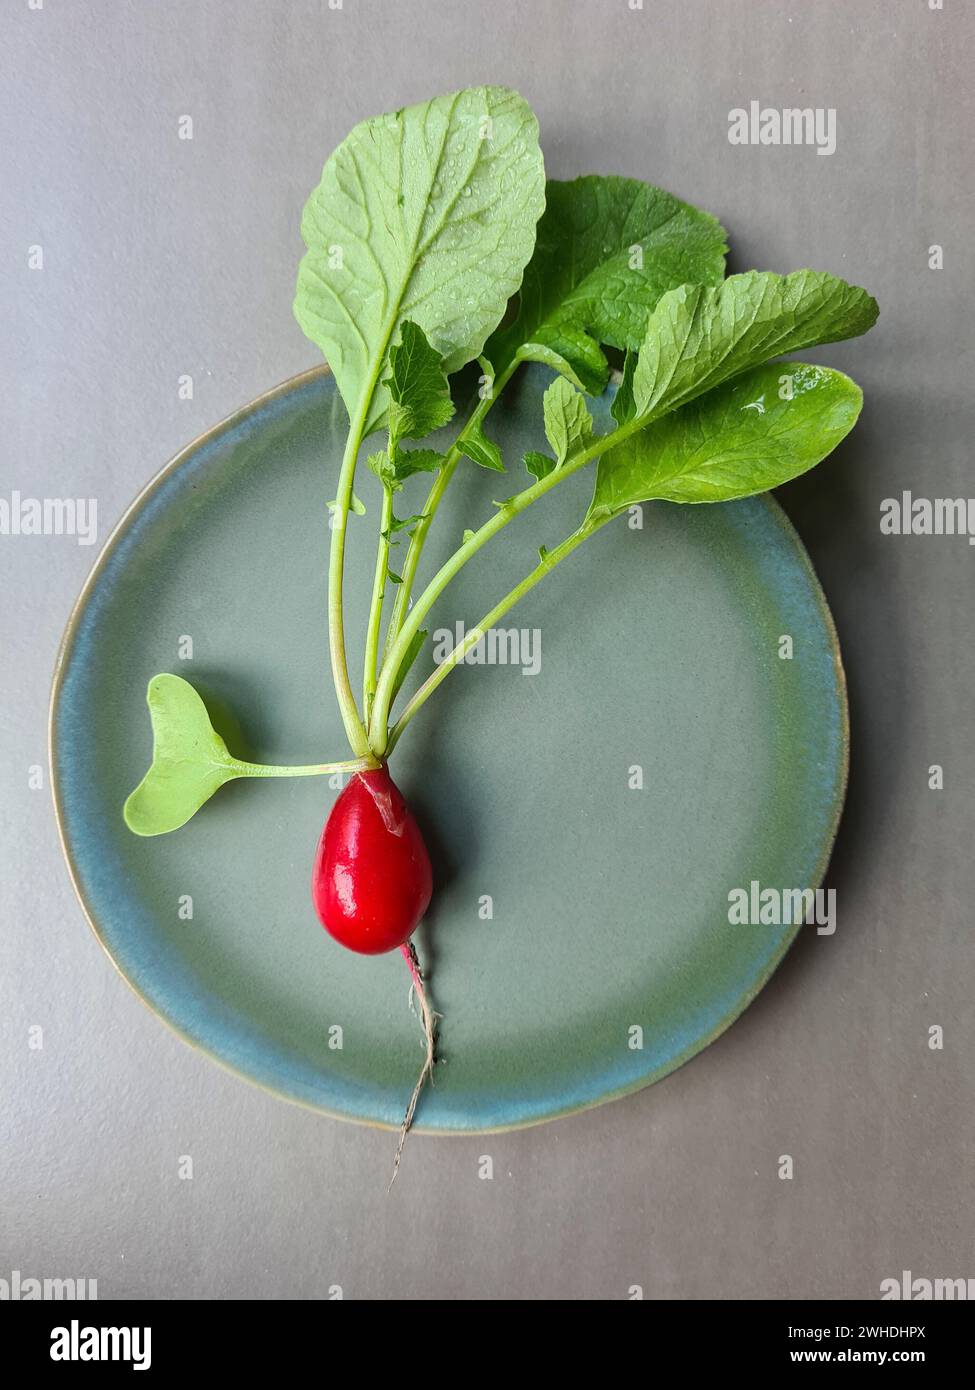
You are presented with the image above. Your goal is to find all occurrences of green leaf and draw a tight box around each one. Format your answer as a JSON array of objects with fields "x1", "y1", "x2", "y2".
[
  {"x1": 390, "y1": 628, "x2": 427, "y2": 703},
  {"x1": 367, "y1": 450, "x2": 391, "y2": 482},
  {"x1": 294, "y1": 87, "x2": 545, "y2": 432},
  {"x1": 515, "y1": 333, "x2": 606, "y2": 396},
  {"x1": 524, "y1": 450, "x2": 556, "y2": 480},
  {"x1": 123, "y1": 675, "x2": 244, "y2": 837},
  {"x1": 387, "y1": 512, "x2": 426, "y2": 533},
  {"x1": 589, "y1": 362, "x2": 863, "y2": 515},
  {"x1": 385, "y1": 321, "x2": 455, "y2": 449},
  {"x1": 368, "y1": 448, "x2": 443, "y2": 491},
  {"x1": 462, "y1": 528, "x2": 476, "y2": 544},
  {"x1": 509, "y1": 339, "x2": 592, "y2": 394},
  {"x1": 396, "y1": 448, "x2": 444, "y2": 475},
  {"x1": 459, "y1": 418, "x2": 505, "y2": 472},
  {"x1": 542, "y1": 376, "x2": 593, "y2": 464},
  {"x1": 486, "y1": 175, "x2": 728, "y2": 394},
  {"x1": 387, "y1": 570, "x2": 404, "y2": 584},
  {"x1": 611, "y1": 350, "x2": 637, "y2": 427},
  {"x1": 631, "y1": 270, "x2": 879, "y2": 425}
]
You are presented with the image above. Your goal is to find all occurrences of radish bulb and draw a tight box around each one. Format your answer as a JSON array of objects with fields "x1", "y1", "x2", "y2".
[
  {"x1": 312, "y1": 764, "x2": 436, "y2": 1179},
  {"x1": 313, "y1": 765, "x2": 432, "y2": 954}
]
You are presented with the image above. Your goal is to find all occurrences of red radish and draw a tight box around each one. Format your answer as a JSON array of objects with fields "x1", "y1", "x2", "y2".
[
  {"x1": 312, "y1": 764, "x2": 432, "y2": 953},
  {"x1": 313, "y1": 763, "x2": 437, "y2": 1180}
]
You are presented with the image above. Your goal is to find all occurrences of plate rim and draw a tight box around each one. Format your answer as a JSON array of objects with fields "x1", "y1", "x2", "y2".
[{"x1": 49, "y1": 365, "x2": 850, "y2": 1136}]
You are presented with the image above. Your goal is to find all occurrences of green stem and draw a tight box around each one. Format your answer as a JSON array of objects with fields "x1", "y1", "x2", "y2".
[
  {"x1": 328, "y1": 399, "x2": 374, "y2": 760},
  {"x1": 382, "y1": 360, "x2": 517, "y2": 662},
  {"x1": 369, "y1": 413, "x2": 642, "y2": 751},
  {"x1": 385, "y1": 514, "x2": 613, "y2": 753},
  {"x1": 363, "y1": 486, "x2": 395, "y2": 720},
  {"x1": 232, "y1": 754, "x2": 379, "y2": 779}
]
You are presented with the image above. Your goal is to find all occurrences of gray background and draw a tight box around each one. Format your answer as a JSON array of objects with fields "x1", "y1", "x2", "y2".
[{"x1": 2, "y1": 0, "x2": 973, "y2": 1300}]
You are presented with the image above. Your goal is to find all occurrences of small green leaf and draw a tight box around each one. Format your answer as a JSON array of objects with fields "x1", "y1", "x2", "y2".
[
  {"x1": 368, "y1": 448, "x2": 442, "y2": 491},
  {"x1": 462, "y1": 528, "x2": 476, "y2": 544},
  {"x1": 395, "y1": 448, "x2": 443, "y2": 475},
  {"x1": 514, "y1": 335, "x2": 601, "y2": 394},
  {"x1": 328, "y1": 491, "x2": 366, "y2": 516},
  {"x1": 390, "y1": 627, "x2": 428, "y2": 704},
  {"x1": 611, "y1": 350, "x2": 637, "y2": 427},
  {"x1": 589, "y1": 362, "x2": 864, "y2": 514},
  {"x1": 524, "y1": 450, "x2": 556, "y2": 480},
  {"x1": 386, "y1": 321, "x2": 456, "y2": 449},
  {"x1": 459, "y1": 419, "x2": 505, "y2": 472},
  {"x1": 387, "y1": 570, "x2": 404, "y2": 584},
  {"x1": 542, "y1": 376, "x2": 593, "y2": 464},
  {"x1": 124, "y1": 675, "x2": 244, "y2": 837},
  {"x1": 386, "y1": 513, "x2": 426, "y2": 535}
]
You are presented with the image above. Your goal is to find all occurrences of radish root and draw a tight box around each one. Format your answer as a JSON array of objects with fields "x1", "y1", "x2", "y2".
[{"x1": 389, "y1": 940, "x2": 441, "y2": 1187}]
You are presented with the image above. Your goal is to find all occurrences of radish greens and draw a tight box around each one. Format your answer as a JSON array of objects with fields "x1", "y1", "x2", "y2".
[{"x1": 124, "y1": 84, "x2": 877, "y2": 836}]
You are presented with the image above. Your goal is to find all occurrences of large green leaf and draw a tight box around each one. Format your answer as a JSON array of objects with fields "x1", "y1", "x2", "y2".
[
  {"x1": 124, "y1": 674, "x2": 245, "y2": 836},
  {"x1": 589, "y1": 362, "x2": 863, "y2": 514},
  {"x1": 631, "y1": 269, "x2": 879, "y2": 424},
  {"x1": 486, "y1": 175, "x2": 728, "y2": 394},
  {"x1": 294, "y1": 87, "x2": 545, "y2": 432}
]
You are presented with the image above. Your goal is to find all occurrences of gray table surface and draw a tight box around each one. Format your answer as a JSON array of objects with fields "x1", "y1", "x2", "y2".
[{"x1": 2, "y1": 0, "x2": 973, "y2": 1301}]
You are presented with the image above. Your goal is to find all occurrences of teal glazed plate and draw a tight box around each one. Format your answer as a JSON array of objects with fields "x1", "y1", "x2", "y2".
[{"x1": 51, "y1": 366, "x2": 847, "y2": 1133}]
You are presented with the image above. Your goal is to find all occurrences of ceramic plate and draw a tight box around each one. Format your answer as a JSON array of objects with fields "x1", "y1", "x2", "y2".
[{"x1": 51, "y1": 366, "x2": 847, "y2": 1132}]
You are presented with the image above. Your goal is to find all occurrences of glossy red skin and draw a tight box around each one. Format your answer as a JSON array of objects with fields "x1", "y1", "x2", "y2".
[{"x1": 312, "y1": 765, "x2": 432, "y2": 955}]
